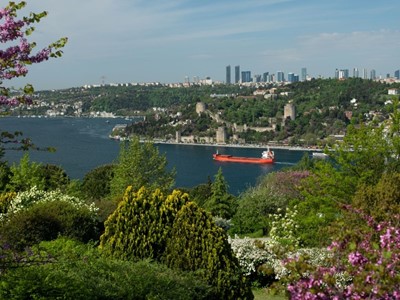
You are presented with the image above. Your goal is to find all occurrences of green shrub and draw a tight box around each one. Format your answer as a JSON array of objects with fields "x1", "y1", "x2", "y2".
[
  {"x1": 164, "y1": 202, "x2": 253, "y2": 299},
  {"x1": 81, "y1": 164, "x2": 115, "y2": 201},
  {"x1": 0, "y1": 238, "x2": 216, "y2": 300},
  {"x1": 100, "y1": 186, "x2": 188, "y2": 261},
  {"x1": 0, "y1": 200, "x2": 99, "y2": 250},
  {"x1": 0, "y1": 192, "x2": 16, "y2": 214}
]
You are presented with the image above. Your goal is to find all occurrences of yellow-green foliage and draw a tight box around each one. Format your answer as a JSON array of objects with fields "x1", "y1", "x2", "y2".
[
  {"x1": 0, "y1": 192, "x2": 16, "y2": 214},
  {"x1": 163, "y1": 202, "x2": 253, "y2": 299},
  {"x1": 100, "y1": 186, "x2": 253, "y2": 299},
  {"x1": 99, "y1": 186, "x2": 188, "y2": 261}
]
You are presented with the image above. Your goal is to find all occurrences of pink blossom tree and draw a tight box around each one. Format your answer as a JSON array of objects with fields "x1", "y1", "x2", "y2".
[
  {"x1": 286, "y1": 206, "x2": 400, "y2": 299},
  {"x1": 0, "y1": 1, "x2": 67, "y2": 106},
  {"x1": 0, "y1": 1, "x2": 66, "y2": 153}
]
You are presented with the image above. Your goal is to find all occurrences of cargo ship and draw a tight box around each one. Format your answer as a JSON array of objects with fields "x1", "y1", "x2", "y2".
[{"x1": 213, "y1": 148, "x2": 275, "y2": 164}]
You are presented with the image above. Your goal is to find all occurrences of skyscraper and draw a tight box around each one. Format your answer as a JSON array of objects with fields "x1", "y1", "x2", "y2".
[
  {"x1": 226, "y1": 65, "x2": 231, "y2": 84},
  {"x1": 370, "y1": 69, "x2": 376, "y2": 80},
  {"x1": 235, "y1": 65, "x2": 240, "y2": 83},
  {"x1": 363, "y1": 68, "x2": 368, "y2": 79},
  {"x1": 353, "y1": 68, "x2": 359, "y2": 78},
  {"x1": 395, "y1": 70, "x2": 400, "y2": 80},
  {"x1": 301, "y1": 67, "x2": 307, "y2": 81},
  {"x1": 241, "y1": 71, "x2": 251, "y2": 83},
  {"x1": 262, "y1": 72, "x2": 269, "y2": 82},
  {"x1": 277, "y1": 71, "x2": 285, "y2": 82}
]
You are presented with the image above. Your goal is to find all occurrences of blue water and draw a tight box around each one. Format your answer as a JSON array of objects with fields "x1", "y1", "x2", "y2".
[{"x1": 0, "y1": 117, "x2": 306, "y2": 195}]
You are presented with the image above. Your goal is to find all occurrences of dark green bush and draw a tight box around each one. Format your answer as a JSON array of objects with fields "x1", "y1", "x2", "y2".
[
  {"x1": 81, "y1": 164, "x2": 115, "y2": 201},
  {"x1": 0, "y1": 200, "x2": 98, "y2": 250}
]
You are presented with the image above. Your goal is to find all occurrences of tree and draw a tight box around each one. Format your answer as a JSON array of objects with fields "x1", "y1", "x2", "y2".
[
  {"x1": 163, "y1": 202, "x2": 253, "y2": 299},
  {"x1": 291, "y1": 102, "x2": 400, "y2": 247},
  {"x1": 6, "y1": 153, "x2": 45, "y2": 191},
  {"x1": 0, "y1": 1, "x2": 66, "y2": 155},
  {"x1": 204, "y1": 167, "x2": 236, "y2": 219},
  {"x1": 110, "y1": 136, "x2": 175, "y2": 197},
  {"x1": 352, "y1": 173, "x2": 400, "y2": 224},
  {"x1": 81, "y1": 164, "x2": 115, "y2": 201},
  {"x1": 0, "y1": 1, "x2": 67, "y2": 105},
  {"x1": 39, "y1": 164, "x2": 70, "y2": 191},
  {"x1": 187, "y1": 176, "x2": 212, "y2": 208},
  {"x1": 100, "y1": 186, "x2": 188, "y2": 261}
]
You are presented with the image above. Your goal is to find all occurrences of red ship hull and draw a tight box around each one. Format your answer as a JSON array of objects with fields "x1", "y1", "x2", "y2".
[{"x1": 213, "y1": 153, "x2": 274, "y2": 164}]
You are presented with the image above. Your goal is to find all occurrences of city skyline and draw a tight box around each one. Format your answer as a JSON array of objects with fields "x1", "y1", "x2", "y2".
[{"x1": 4, "y1": 0, "x2": 400, "y2": 90}]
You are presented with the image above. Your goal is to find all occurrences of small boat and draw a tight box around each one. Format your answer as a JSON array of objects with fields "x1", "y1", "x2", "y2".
[{"x1": 213, "y1": 148, "x2": 275, "y2": 164}]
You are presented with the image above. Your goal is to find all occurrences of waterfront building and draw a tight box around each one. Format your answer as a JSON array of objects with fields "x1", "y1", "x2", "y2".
[
  {"x1": 301, "y1": 67, "x2": 307, "y2": 81},
  {"x1": 226, "y1": 65, "x2": 231, "y2": 84},
  {"x1": 216, "y1": 127, "x2": 227, "y2": 143},
  {"x1": 235, "y1": 65, "x2": 240, "y2": 83},
  {"x1": 241, "y1": 71, "x2": 252, "y2": 83},
  {"x1": 176, "y1": 131, "x2": 181, "y2": 143}
]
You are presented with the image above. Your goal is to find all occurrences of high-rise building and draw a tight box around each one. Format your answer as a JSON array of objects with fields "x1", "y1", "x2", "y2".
[
  {"x1": 262, "y1": 72, "x2": 269, "y2": 82},
  {"x1": 287, "y1": 72, "x2": 295, "y2": 83},
  {"x1": 226, "y1": 65, "x2": 231, "y2": 84},
  {"x1": 254, "y1": 74, "x2": 261, "y2": 83},
  {"x1": 337, "y1": 69, "x2": 349, "y2": 80},
  {"x1": 395, "y1": 70, "x2": 400, "y2": 79},
  {"x1": 301, "y1": 67, "x2": 307, "y2": 81},
  {"x1": 235, "y1": 65, "x2": 240, "y2": 83},
  {"x1": 277, "y1": 71, "x2": 285, "y2": 82},
  {"x1": 241, "y1": 71, "x2": 251, "y2": 83},
  {"x1": 353, "y1": 68, "x2": 359, "y2": 78},
  {"x1": 370, "y1": 69, "x2": 376, "y2": 80},
  {"x1": 363, "y1": 68, "x2": 368, "y2": 79}
]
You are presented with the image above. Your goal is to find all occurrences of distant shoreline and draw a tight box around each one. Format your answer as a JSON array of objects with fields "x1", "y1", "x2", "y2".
[{"x1": 151, "y1": 140, "x2": 321, "y2": 152}]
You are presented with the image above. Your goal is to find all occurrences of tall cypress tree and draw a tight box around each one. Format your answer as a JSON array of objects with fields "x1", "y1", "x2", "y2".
[{"x1": 205, "y1": 168, "x2": 237, "y2": 219}]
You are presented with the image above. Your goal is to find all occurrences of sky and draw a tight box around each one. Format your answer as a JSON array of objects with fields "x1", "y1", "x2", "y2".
[{"x1": 4, "y1": 0, "x2": 400, "y2": 90}]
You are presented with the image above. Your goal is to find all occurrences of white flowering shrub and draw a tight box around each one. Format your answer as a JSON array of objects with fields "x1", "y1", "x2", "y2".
[
  {"x1": 229, "y1": 236, "x2": 332, "y2": 286},
  {"x1": 268, "y1": 206, "x2": 300, "y2": 248},
  {"x1": 2, "y1": 186, "x2": 98, "y2": 220}
]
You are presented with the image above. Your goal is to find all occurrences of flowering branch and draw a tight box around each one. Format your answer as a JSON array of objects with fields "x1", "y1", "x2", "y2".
[{"x1": 0, "y1": 1, "x2": 67, "y2": 106}]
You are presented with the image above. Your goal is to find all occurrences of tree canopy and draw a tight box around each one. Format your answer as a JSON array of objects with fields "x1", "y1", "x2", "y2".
[{"x1": 109, "y1": 136, "x2": 175, "y2": 197}]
